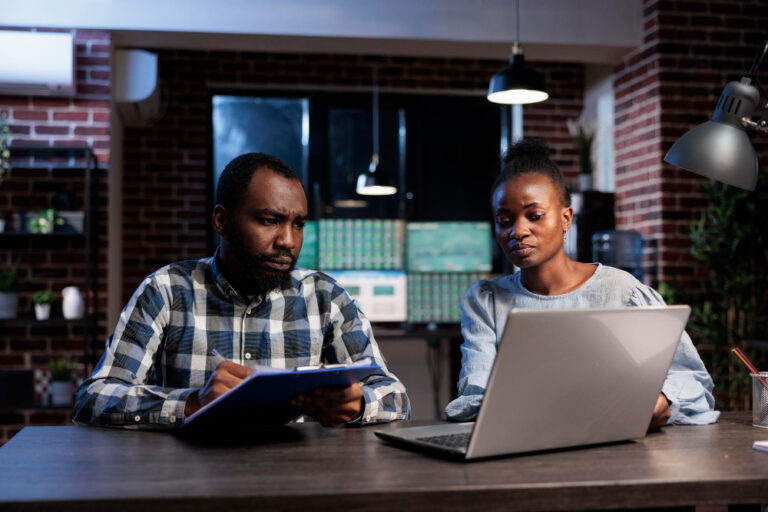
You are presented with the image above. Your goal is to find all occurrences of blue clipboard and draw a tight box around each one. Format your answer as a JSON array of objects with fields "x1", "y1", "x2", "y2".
[{"x1": 175, "y1": 359, "x2": 382, "y2": 436}]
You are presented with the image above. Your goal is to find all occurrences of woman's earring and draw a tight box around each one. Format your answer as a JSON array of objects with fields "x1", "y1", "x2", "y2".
[{"x1": 563, "y1": 231, "x2": 567, "y2": 241}]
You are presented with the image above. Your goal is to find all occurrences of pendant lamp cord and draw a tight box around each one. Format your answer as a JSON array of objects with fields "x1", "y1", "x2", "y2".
[
  {"x1": 515, "y1": 0, "x2": 520, "y2": 46},
  {"x1": 372, "y1": 67, "x2": 380, "y2": 159}
]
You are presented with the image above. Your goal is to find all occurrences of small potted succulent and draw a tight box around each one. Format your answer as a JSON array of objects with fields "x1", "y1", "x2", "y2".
[
  {"x1": 32, "y1": 289, "x2": 55, "y2": 320},
  {"x1": 48, "y1": 357, "x2": 74, "y2": 406},
  {"x1": 28, "y1": 208, "x2": 64, "y2": 234}
]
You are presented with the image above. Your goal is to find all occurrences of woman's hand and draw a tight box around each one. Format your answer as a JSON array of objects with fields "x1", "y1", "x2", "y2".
[{"x1": 648, "y1": 392, "x2": 671, "y2": 430}]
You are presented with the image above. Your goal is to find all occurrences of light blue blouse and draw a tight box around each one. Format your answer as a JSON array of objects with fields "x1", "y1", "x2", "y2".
[{"x1": 444, "y1": 263, "x2": 720, "y2": 425}]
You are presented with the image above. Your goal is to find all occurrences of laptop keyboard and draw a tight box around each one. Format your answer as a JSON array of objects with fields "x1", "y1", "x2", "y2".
[{"x1": 416, "y1": 432, "x2": 471, "y2": 451}]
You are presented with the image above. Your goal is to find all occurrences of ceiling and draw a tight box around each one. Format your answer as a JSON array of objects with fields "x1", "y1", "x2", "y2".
[{"x1": 0, "y1": 0, "x2": 643, "y2": 63}]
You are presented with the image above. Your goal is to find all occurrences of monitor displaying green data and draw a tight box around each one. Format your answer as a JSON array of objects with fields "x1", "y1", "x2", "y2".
[
  {"x1": 318, "y1": 219, "x2": 405, "y2": 270},
  {"x1": 296, "y1": 221, "x2": 318, "y2": 269},
  {"x1": 408, "y1": 272, "x2": 489, "y2": 323},
  {"x1": 406, "y1": 222, "x2": 492, "y2": 272}
]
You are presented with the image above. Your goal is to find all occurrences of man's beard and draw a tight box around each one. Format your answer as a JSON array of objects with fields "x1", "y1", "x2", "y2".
[{"x1": 224, "y1": 223, "x2": 296, "y2": 296}]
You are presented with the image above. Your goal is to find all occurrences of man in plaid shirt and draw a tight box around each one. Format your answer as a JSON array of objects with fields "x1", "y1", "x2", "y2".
[{"x1": 73, "y1": 153, "x2": 410, "y2": 429}]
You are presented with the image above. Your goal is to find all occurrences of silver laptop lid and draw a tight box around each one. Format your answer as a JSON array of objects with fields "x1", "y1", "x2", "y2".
[{"x1": 466, "y1": 306, "x2": 690, "y2": 459}]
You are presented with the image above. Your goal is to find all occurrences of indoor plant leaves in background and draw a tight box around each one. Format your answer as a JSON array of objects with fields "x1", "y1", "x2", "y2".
[
  {"x1": 661, "y1": 174, "x2": 768, "y2": 410},
  {"x1": 688, "y1": 176, "x2": 768, "y2": 410},
  {"x1": 28, "y1": 208, "x2": 65, "y2": 234},
  {"x1": 567, "y1": 118, "x2": 595, "y2": 191}
]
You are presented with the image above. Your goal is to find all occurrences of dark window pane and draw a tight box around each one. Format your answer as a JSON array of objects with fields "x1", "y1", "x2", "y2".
[{"x1": 211, "y1": 95, "x2": 309, "y2": 191}]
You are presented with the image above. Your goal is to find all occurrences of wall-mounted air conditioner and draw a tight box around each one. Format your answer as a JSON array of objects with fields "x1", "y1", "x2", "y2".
[
  {"x1": 113, "y1": 49, "x2": 163, "y2": 126},
  {"x1": 0, "y1": 30, "x2": 75, "y2": 97}
]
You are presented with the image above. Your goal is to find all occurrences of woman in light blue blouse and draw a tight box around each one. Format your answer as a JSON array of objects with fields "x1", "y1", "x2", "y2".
[{"x1": 445, "y1": 139, "x2": 719, "y2": 427}]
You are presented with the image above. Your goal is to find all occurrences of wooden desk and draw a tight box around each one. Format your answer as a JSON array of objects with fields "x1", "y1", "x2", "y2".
[{"x1": 0, "y1": 412, "x2": 766, "y2": 511}]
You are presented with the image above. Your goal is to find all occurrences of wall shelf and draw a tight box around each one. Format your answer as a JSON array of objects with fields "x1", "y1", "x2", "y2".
[
  {"x1": 0, "y1": 315, "x2": 86, "y2": 325},
  {"x1": 3, "y1": 145, "x2": 101, "y2": 368},
  {"x1": 0, "y1": 232, "x2": 86, "y2": 239}
]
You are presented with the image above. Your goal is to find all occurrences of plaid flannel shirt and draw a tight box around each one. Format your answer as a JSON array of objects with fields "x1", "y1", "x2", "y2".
[{"x1": 73, "y1": 253, "x2": 410, "y2": 429}]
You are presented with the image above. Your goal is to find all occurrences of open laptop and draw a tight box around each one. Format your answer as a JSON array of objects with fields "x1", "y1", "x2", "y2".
[{"x1": 375, "y1": 305, "x2": 690, "y2": 460}]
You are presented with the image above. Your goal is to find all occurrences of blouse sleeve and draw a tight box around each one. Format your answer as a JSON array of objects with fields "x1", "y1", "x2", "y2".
[
  {"x1": 444, "y1": 280, "x2": 498, "y2": 422},
  {"x1": 629, "y1": 285, "x2": 720, "y2": 425}
]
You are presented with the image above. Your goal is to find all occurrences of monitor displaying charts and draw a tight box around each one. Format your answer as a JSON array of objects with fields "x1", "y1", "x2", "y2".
[
  {"x1": 407, "y1": 272, "x2": 488, "y2": 323},
  {"x1": 406, "y1": 222, "x2": 492, "y2": 272},
  {"x1": 323, "y1": 270, "x2": 407, "y2": 322},
  {"x1": 296, "y1": 221, "x2": 318, "y2": 269},
  {"x1": 319, "y1": 219, "x2": 405, "y2": 270}
]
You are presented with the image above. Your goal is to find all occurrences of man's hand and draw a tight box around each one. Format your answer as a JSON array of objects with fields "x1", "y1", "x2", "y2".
[
  {"x1": 184, "y1": 361, "x2": 252, "y2": 417},
  {"x1": 648, "y1": 392, "x2": 671, "y2": 431},
  {"x1": 290, "y1": 383, "x2": 365, "y2": 427}
]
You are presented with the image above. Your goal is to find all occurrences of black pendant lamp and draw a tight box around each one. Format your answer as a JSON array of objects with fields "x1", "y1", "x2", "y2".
[
  {"x1": 356, "y1": 70, "x2": 397, "y2": 196},
  {"x1": 487, "y1": 0, "x2": 548, "y2": 105}
]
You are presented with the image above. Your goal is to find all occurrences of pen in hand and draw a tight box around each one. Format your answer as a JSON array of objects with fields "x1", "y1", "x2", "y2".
[
  {"x1": 210, "y1": 348, "x2": 226, "y2": 366},
  {"x1": 187, "y1": 349, "x2": 250, "y2": 416},
  {"x1": 210, "y1": 349, "x2": 254, "y2": 376}
]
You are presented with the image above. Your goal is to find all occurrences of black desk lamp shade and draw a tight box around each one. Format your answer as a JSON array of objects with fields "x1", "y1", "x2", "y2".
[
  {"x1": 664, "y1": 41, "x2": 768, "y2": 191},
  {"x1": 664, "y1": 80, "x2": 760, "y2": 191}
]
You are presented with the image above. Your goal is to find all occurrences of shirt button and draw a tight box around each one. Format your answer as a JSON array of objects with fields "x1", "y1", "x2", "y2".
[
  {"x1": 134, "y1": 415, "x2": 141, "y2": 422},
  {"x1": 245, "y1": 352, "x2": 252, "y2": 360}
]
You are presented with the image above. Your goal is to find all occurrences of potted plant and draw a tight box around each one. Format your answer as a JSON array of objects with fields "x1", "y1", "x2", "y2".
[
  {"x1": 28, "y1": 208, "x2": 64, "y2": 234},
  {"x1": 48, "y1": 358, "x2": 74, "y2": 406},
  {"x1": 0, "y1": 259, "x2": 20, "y2": 320},
  {"x1": 567, "y1": 118, "x2": 596, "y2": 191},
  {"x1": 32, "y1": 289, "x2": 55, "y2": 320}
]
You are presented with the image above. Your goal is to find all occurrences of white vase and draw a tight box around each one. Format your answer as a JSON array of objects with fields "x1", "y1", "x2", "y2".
[
  {"x1": 50, "y1": 380, "x2": 73, "y2": 406},
  {"x1": 62, "y1": 286, "x2": 84, "y2": 319},
  {"x1": 0, "y1": 291, "x2": 18, "y2": 319},
  {"x1": 34, "y1": 303, "x2": 50, "y2": 320}
]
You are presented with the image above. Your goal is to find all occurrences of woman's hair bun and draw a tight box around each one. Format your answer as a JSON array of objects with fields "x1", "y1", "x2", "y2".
[
  {"x1": 493, "y1": 137, "x2": 571, "y2": 207},
  {"x1": 503, "y1": 138, "x2": 550, "y2": 163}
]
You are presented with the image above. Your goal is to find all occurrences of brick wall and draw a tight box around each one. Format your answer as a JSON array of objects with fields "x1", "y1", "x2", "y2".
[
  {"x1": 613, "y1": 0, "x2": 768, "y2": 288},
  {"x1": 0, "y1": 28, "x2": 111, "y2": 444},
  {"x1": 121, "y1": 50, "x2": 583, "y2": 301}
]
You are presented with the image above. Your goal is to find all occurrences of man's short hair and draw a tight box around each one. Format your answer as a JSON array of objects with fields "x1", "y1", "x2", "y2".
[{"x1": 215, "y1": 153, "x2": 302, "y2": 212}]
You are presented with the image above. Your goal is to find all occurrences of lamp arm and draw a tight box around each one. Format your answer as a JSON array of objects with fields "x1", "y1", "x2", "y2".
[
  {"x1": 738, "y1": 41, "x2": 768, "y2": 134},
  {"x1": 746, "y1": 40, "x2": 768, "y2": 81},
  {"x1": 745, "y1": 78, "x2": 768, "y2": 134}
]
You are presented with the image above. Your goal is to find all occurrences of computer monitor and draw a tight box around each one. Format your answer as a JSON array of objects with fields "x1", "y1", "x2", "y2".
[
  {"x1": 323, "y1": 270, "x2": 407, "y2": 322},
  {"x1": 318, "y1": 219, "x2": 405, "y2": 270},
  {"x1": 407, "y1": 272, "x2": 489, "y2": 323},
  {"x1": 406, "y1": 222, "x2": 492, "y2": 272},
  {"x1": 296, "y1": 221, "x2": 318, "y2": 269}
]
